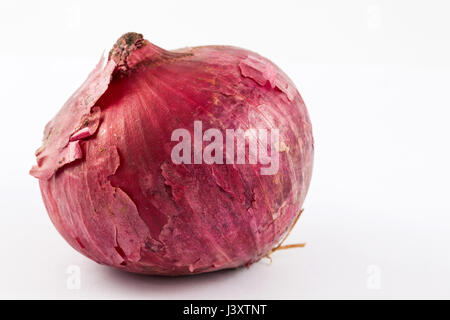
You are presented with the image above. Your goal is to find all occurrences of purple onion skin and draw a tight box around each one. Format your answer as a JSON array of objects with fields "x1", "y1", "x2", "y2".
[{"x1": 31, "y1": 33, "x2": 313, "y2": 275}]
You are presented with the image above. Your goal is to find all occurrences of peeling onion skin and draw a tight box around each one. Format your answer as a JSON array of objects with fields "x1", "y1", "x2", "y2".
[{"x1": 31, "y1": 33, "x2": 314, "y2": 275}]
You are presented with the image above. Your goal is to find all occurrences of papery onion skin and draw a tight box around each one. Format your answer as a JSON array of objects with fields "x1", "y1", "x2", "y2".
[{"x1": 30, "y1": 33, "x2": 313, "y2": 275}]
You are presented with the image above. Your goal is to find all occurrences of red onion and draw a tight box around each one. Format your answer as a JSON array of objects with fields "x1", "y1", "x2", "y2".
[{"x1": 30, "y1": 33, "x2": 314, "y2": 275}]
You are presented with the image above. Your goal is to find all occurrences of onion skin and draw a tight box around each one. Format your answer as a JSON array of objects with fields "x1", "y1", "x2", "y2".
[{"x1": 31, "y1": 33, "x2": 313, "y2": 275}]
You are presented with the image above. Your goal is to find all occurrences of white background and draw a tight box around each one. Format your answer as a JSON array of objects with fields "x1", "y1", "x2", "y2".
[{"x1": 1, "y1": 0, "x2": 449, "y2": 299}]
